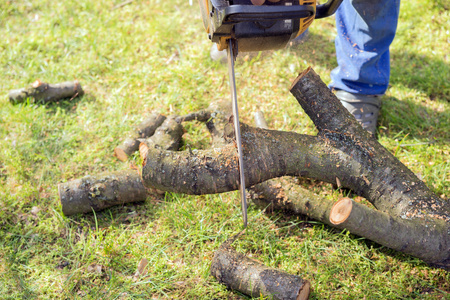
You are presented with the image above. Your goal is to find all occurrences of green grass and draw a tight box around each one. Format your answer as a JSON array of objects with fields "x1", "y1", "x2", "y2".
[{"x1": 0, "y1": 0, "x2": 449, "y2": 299}]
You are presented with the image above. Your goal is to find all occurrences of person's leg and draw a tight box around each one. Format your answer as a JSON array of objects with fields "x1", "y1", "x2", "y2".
[
  {"x1": 329, "y1": 0, "x2": 401, "y2": 134},
  {"x1": 330, "y1": 0, "x2": 401, "y2": 94}
]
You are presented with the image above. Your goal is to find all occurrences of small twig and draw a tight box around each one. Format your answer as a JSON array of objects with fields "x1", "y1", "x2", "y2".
[
  {"x1": 68, "y1": 91, "x2": 79, "y2": 102},
  {"x1": 399, "y1": 140, "x2": 437, "y2": 147},
  {"x1": 112, "y1": 0, "x2": 134, "y2": 10},
  {"x1": 165, "y1": 53, "x2": 177, "y2": 65}
]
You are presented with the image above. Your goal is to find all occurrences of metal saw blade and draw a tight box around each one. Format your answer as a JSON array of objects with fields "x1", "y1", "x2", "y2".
[{"x1": 226, "y1": 39, "x2": 247, "y2": 228}]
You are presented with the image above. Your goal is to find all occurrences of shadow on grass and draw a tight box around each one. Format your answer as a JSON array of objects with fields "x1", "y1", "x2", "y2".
[
  {"x1": 209, "y1": 30, "x2": 450, "y2": 106},
  {"x1": 1, "y1": 235, "x2": 38, "y2": 299},
  {"x1": 68, "y1": 198, "x2": 163, "y2": 230},
  {"x1": 390, "y1": 51, "x2": 450, "y2": 102},
  {"x1": 379, "y1": 95, "x2": 450, "y2": 141},
  {"x1": 261, "y1": 207, "x2": 448, "y2": 279},
  {"x1": 44, "y1": 92, "x2": 94, "y2": 114}
]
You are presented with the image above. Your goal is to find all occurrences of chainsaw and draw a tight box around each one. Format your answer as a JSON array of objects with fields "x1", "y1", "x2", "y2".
[{"x1": 198, "y1": 0, "x2": 342, "y2": 227}]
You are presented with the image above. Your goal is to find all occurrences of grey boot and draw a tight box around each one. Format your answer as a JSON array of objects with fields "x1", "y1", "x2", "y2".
[{"x1": 336, "y1": 90, "x2": 381, "y2": 135}]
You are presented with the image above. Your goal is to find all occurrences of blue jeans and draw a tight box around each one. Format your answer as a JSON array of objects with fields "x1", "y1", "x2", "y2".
[{"x1": 329, "y1": 0, "x2": 401, "y2": 95}]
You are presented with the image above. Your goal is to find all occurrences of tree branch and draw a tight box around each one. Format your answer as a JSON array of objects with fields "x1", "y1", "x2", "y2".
[
  {"x1": 250, "y1": 178, "x2": 449, "y2": 269},
  {"x1": 9, "y1": 80, "x2": 84, "y2": 104},
  {"x1": 142, "y1": 68, "x2": 449, "y2": 224},
  {"x1": 211, "y1": 233, "x2": 311, "y2": 300}
]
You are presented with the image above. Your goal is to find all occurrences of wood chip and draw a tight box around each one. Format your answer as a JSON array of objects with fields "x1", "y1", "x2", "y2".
[{"x1": 134, "y1": 258, "x2": 149, "y2": 277}]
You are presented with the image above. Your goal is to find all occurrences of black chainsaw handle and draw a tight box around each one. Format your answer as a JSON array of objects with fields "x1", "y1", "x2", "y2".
[
  {"x1": 222, "y1": 0, "x2": 342, "y2": 24},
  {"x1": 223, "y1": 5, "x2": 315, "y2": 24},
  {"x1": 315, "y1": 0, "x2": 343, "y2": 19}
]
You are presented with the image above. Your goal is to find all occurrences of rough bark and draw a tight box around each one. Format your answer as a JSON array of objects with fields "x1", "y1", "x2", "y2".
[
  {"x1": 139, "y1": 116, "x2": 184, "y2": 160},
  {"x1": 290, "y1": 67, "x2": 448, "y2": 222},
  {"x1": 141, "y1": 122, "x2": 448, "y2": 221},
  {"x1": 250, "y1": 177, "x2": 334, "y2": 225},
  {"x1": 211, "y1": 234, "x2": 310, "y2": 300},
  {"x1": 141, "y1": 123, "x2": 318, "y2": 195},
  {"x1": 251, "y1": 107, "x2": 450, "y2": 269},
  {"x1": 114, "y1": 112, "x2": 166, "y2": 161},
  {"x1": 250, "y1": 178, "x2": 450, "y2": 269},
  {"x1": 58, "y1": 170, "x2": 147, "y2": 216},
  {"x1": 175, "y1": 109, "x2": 212, "y2": 123},
  {"x1": 9, "y1": 80, "x2": 84, "y2": 104},
  {"x1": 61, "y1": 113, "x2": 184, "y2": 215},
  {"x1": 330, "y1": 198, "x2": 449, "y2": 269}
]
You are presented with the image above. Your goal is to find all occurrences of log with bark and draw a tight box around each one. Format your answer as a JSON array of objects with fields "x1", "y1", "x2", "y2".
[
  {"x1": 60, "y1": 114, "x2": 184, "y2": 215},
  {"x1": 251, "y1": 108, "x2": 450, "y2": 269},
  {"x1": 211, "y1": 233, "x2": 311, "y2": 300},
  {"x1": 250, "y1": 178, "x2": 449, "y2": 269},
  {"x1": 139, "y1": 116, "x2": 183, "y2": 159},
  {"x1": 140, "y1": 67, "x2": 449, "y2": 269},
  {"x1": 9, "y1": 80, "x2": 84, "y2": 104},
  {"x1": 58, "y1": 170, "x2": 147, "y2": 216},
  {"x1": 114, "y1": 112, "x2": 166, "y2": 161}
]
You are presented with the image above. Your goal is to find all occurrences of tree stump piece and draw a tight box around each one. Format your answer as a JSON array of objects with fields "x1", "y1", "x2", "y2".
[
  {"x1": 211, "y1": 235, "x2": 310, "y2": 300},
  {"x1": 58, "y1": 170, "x2": 147, "y2": 216},
  {"x1": 9, "y1": 80, "x2": 84, "y2": 104}
]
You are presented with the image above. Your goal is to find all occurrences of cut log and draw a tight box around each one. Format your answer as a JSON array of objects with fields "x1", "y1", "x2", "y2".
[
  {"x1": 211, "y1": 234, "x2": 310, "y2": 300},
  {"x1": 58, "y1": 170, "x2": 147, "y2": 216},
  {"x1": 61, "y1": 113, "x2": 184, "y2": 215},
  {"x1": 175, "y1": 109, "x2": 212, "y2": 123},
  {"x1": 114, "y1": 112, "x2": 166, "y2": 161},
  {"x1": 249, "y1": 108, "x2": 449, "y2": 269},
  {"x1": 329, "y1": 198, "x2": 450, "y2": 269},
  {"x1": 9, "y1": 80, "x2": 84, "y2": 104},
  {"x1": 330, "y1": 198, "x2": 352, "y2": 225},
  {"x1": 250, "y1": 177, "x2": 335, "y2": 225},
  {"x1": 114, "y1": 138, "x2": 141, "y2": 162},
  {"x1": 141, "y1": 121, "x2": 449, "y2": 223},
  {"x1": 136, "y1": 113, "x2": 167, "y2": 138},
  {"x1": 139, "y1": 116, "x2": 183, "y2": 161}
]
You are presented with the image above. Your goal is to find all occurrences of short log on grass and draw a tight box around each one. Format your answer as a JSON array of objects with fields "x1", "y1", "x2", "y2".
[
  {"x1": 139, "y1": 116, "x2": 183, "y2": 158},
  {"x1": 114, "y1": 112, "x2": 166, "y2": 161},
  {"x1": 9, "y1": 80, "x2": 84, "y2": 104},
  {"x1": 211, "y1": 234, "x2": 310, "y2": 300},
  {"x1": 60, "y1": 113, "x2": 184, "y2": 215},
  {"x1": 58, "y1": 170, "x2": 147, "y2": 216},
  {"x1": 330, "y1": 198, "x2": 449, "y2": 266},
  {"x1": 140, "y1": 67, "x2": 449, "y2": 269}
]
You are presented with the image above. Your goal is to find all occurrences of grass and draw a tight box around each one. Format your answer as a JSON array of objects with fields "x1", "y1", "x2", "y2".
[{"x1": 0, "y1": 0, "x2": 449, "y2": 299}]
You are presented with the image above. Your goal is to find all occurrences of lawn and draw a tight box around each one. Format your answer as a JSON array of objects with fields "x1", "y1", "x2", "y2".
[{"x1": 0, "y1": 0, "x2": 449, "y2": 299}]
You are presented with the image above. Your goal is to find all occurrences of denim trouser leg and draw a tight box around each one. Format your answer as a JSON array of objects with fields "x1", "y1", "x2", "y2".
[{"x1": 329, "y1": 0, "x2": 401, "y2": 95}]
